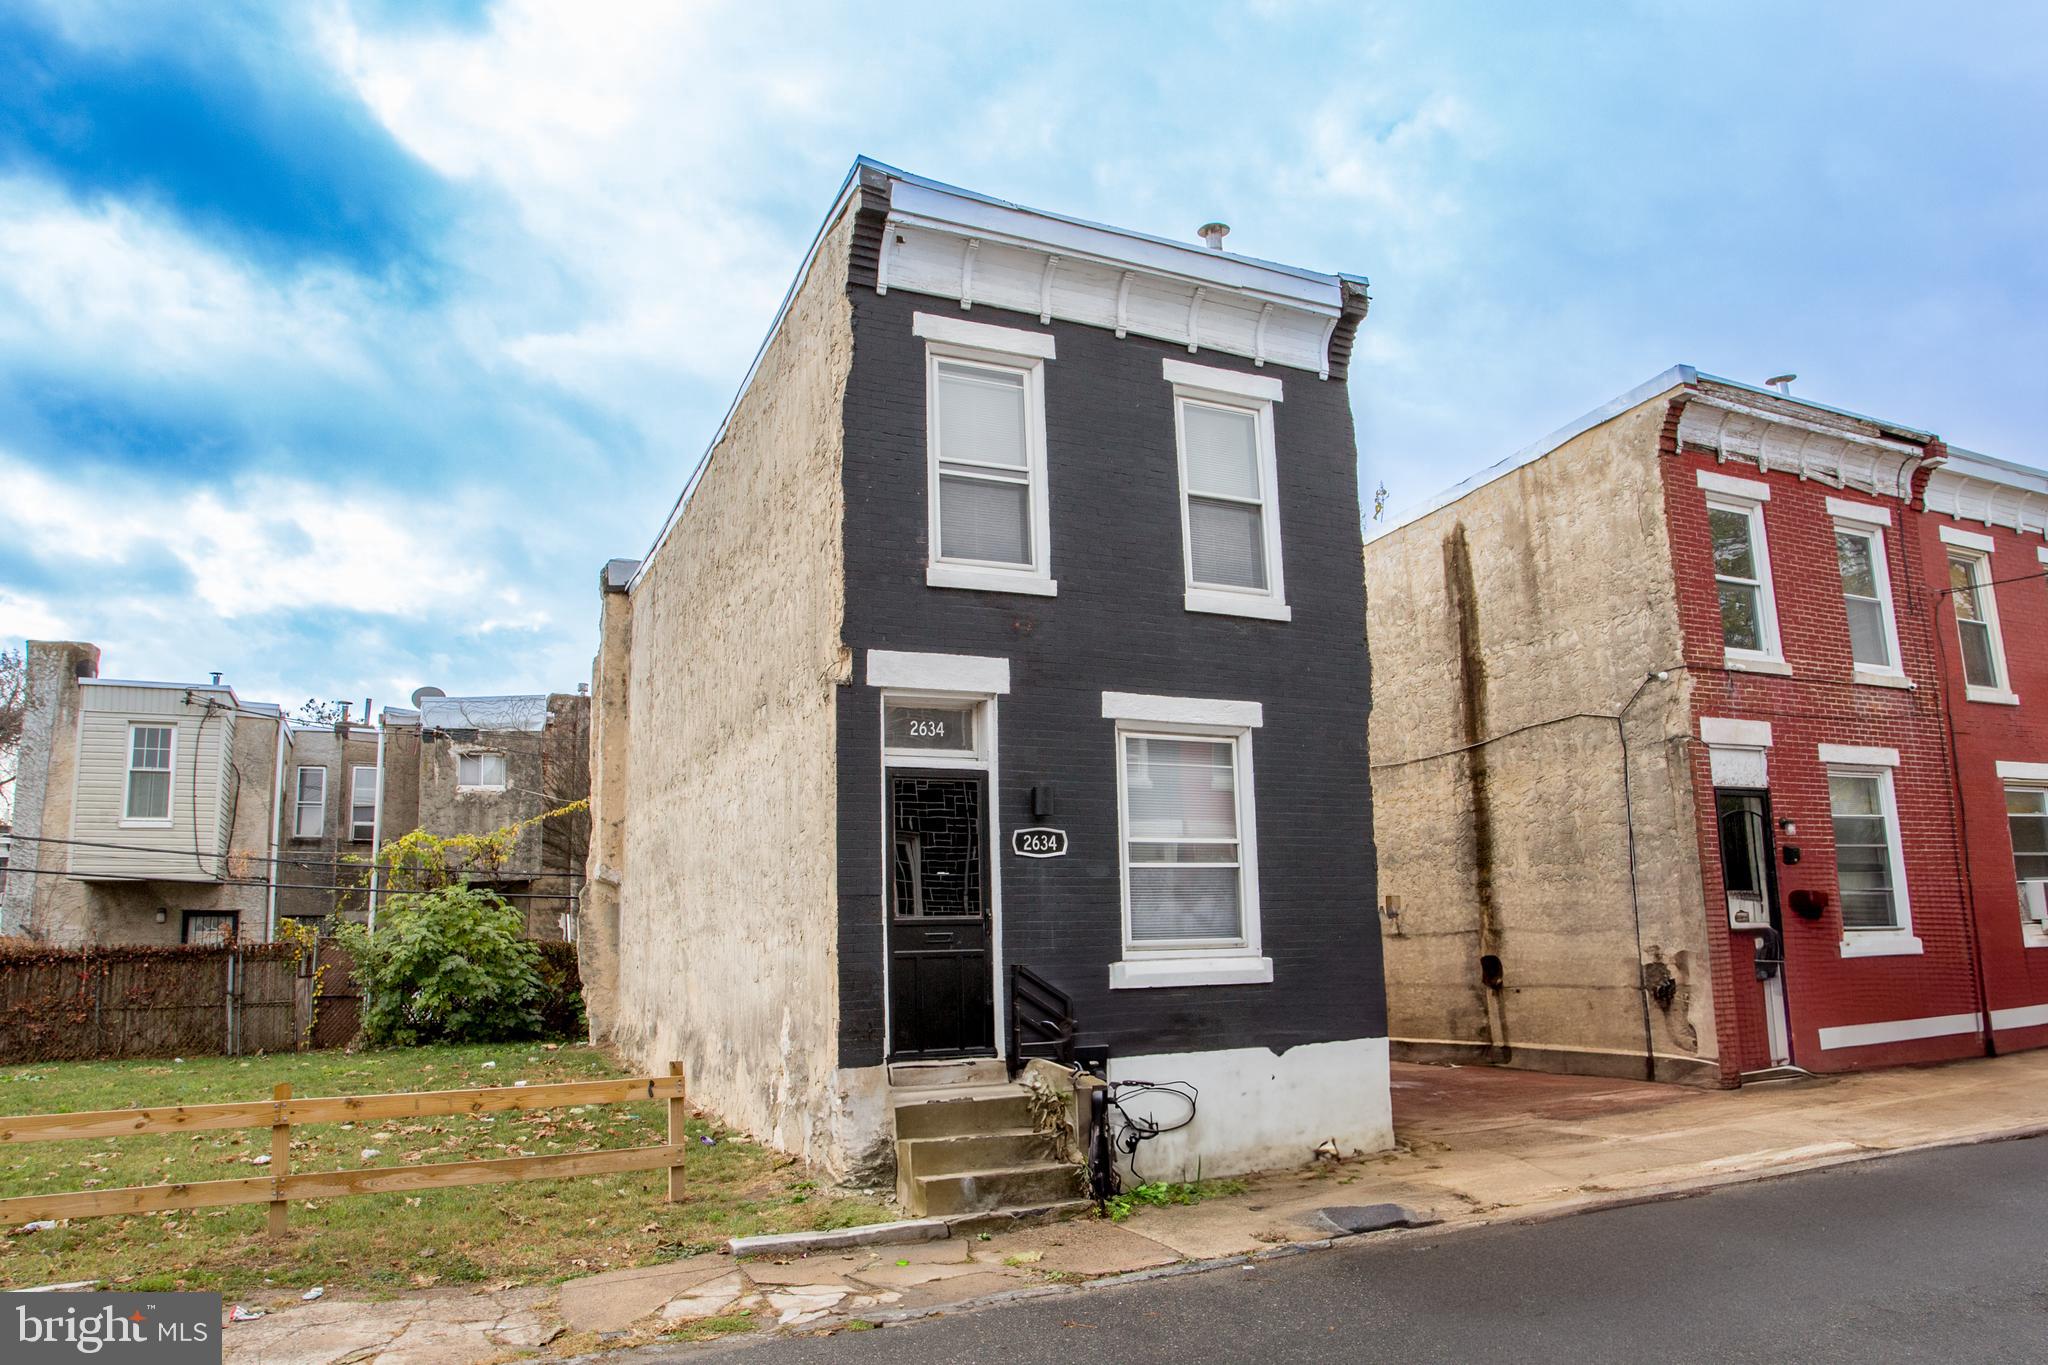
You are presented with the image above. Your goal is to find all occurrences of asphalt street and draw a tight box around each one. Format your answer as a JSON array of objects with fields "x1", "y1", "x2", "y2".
[{"x1": 670, "y1": 1136, "x2": 2048, "y2": 1364}]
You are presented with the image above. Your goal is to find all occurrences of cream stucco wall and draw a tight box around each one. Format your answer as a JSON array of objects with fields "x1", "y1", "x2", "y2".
[
  {"x1": 598, "y1": 200, "x2": 856, "y2": 1167},
  {"x1": 1365, "y1": 392, "x2": 1718, "y2": 1083}
]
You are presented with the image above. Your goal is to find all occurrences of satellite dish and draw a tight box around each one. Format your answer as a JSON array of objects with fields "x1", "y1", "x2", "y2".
[{"x1": 410, "y1": 686, "x2": 446, "y2": 709}]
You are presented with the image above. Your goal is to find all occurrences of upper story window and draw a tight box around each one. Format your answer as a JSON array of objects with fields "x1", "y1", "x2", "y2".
[
  {"x1": 914, "y1": 312, "x2": 1056, "y2": 598},
  {"x1": 1699, "y1": 472, "x2": 1781, "y2": 670},
  {"x1": 458, "y1": 752, "x2": 507, "y2": 790},
  {"x1": 1828, "y1": 501, "x2": 1903, "y2": 682},
  {"x1": 350, "y1": 765, "x2": 378, "y2": 843},
  {"x1": 1942, "y1": 527, "x2": 2014, "y2": 704},
  {"x1": 293, "y1": 766, "x2": 327, "y2": 840},
  {"x1": 1165, "y1": 360, "x2": 1289, "y2": 622},
  {"x1": 123, "y1": 724, "x2": 175, "y2": 824}
]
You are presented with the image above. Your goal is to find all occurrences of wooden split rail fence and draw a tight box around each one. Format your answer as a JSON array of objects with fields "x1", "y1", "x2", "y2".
[{"x1": 0, "y1": 1063, "x2": 688, "y2": 1237}]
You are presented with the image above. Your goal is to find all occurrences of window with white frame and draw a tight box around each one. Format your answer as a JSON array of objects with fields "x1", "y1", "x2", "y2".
[
  {"x1": 2005, "y1": 786, "x2": 2048, "y2": 929},
  {"x1": 124, "y1": 724, "x2": 174, "y2": 822},
  {"x1": 915, "y1": 314, "x2": 1055, "y2": 596},
  {"x1": 1829, "y1": 769, "x2": 1906, "y2": 932},
  {"x1": 458, "y1": 751, "x2": 507, "y2": 790},
  {"x1": 1947, "y1": 548, "x2": 2009, "y2": 696},
  {"x1": 293, "y1": 766, "x2": 326, "y2": 840},
  {"x1": 1707, "y1": 495, "x2": 1781, "y2": 662},
  {"x1": 1834, "y1": 522, "x2": 1901, "y2": 674},
  {"x1": 1166, "y1": 361, "x2": 1288, "y2": 620},
  {"x1": 1117, "y1": 731, "x2": 1255, "y2": 951},
  {"x1": 350, "y1": 766, "x2": 378, "y2": 842}
]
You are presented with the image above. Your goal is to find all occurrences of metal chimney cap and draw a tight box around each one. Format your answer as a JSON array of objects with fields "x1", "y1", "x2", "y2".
[
  {"x1": 1765, "y1": 373, "x2": 1797, "y2": 393},
  {"x1": 1198, "y1": 222, "x2": 1230, "y2": 250}
]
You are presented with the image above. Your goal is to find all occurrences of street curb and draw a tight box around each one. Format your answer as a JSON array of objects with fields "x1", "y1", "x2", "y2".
[{"x1": 577, "y1": 1119, "x2": 2048, "y2": 1359}]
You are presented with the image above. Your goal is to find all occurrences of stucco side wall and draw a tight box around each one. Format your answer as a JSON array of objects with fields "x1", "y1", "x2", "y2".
[
  {"x1": 1365, "y1": 394, "x2": 1718, "y2": 1082},
  {"x1": 3, "y1": 641, "x2": 98, "y2": 941},
  {"x1": 605, "y1": 205, "x2": 854, "y2": 1168}
]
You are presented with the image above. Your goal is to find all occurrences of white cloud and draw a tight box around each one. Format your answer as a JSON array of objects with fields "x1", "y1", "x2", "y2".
[{"x1": 0, "y1": 450, "x2": 498, "y2": 620}]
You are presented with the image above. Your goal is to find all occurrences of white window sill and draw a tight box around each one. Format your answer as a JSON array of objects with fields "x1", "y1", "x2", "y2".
[
  {"x1": 1724, "y1": 653, "x2": 1792, "y2": 676},
  {"x1": 456, "y1": 786, "x2": 508, "y2": 794},
  {"x1": 1110, "y1": 955, "x2": 1273, "y2": 990},
  {"x1": 1853, "y1": 669, "x2": 1914, "y2": 690},
  {"x1": 1839, "y1": 931, "x2": 1924, "y2": 959},
  {"x1": 927, "y1": 563, "x2": 1058, "y2": 597},
  {"x1": 1184, "y1": 588, "x2": 1291, "y2": 622},
  {"x1": 1965, "y1": 686, "x2": 2021, "y2": 706},
  {"x1": 2023, "y1": 925, "x2": 2048, "y2": 950},
  {"x1": 118, "y1": 819, "x2": 174, "y2": 830}
]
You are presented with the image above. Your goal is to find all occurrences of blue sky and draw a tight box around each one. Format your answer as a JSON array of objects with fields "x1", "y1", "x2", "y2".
[{"x1": 1, "y1": 0, "x2": 2043, "y2": 710}]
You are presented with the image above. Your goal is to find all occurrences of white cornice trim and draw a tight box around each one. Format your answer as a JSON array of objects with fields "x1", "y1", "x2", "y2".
[
  {"x1": 1102, "y1": 692, "x2": 1263, "y2": 729},
  {"x1": 1826, "y1": 497, "x2": 1892, "y2": 526},
  {"x1": 1819, "y1": 743, "x2": 1900, "y2": 768},
  {"x1": 1678, "y1": 398, "x2": 1921, "y2": 501},
  {"x1": 913, "y1": 312, "x2": 1057, "y2": 359},
  {"x1": 1939, "y1": 524, "x2": 1997, "y2": 553},
  {"x1": 1161, "y1": 358, "x2": 1284, "y2": 403},
  {"x1": 1700, "y1": 717, "x2": 1772, "y2": 748},
  {"x1": 867, "y1": 650, "x2": 1011, "y2": 695}
]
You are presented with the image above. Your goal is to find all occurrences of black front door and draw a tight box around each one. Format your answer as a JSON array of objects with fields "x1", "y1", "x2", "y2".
[{"x1": 887, "y1": 770, "x2": 994, "y2": 1059}]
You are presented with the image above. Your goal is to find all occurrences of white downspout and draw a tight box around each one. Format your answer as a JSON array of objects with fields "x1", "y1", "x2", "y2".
[
  {"x1": 265, "y1": 717, "x2": 287, "y2": 943},
  {"x1": 367, "y1": 719, "x2": 387, "y2": 935}
]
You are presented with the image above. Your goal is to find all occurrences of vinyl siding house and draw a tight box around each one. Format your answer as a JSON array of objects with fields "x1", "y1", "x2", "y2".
[
  {"x1": 579, "y1": 159, "x2": 1389, "y2": 1203},
  {"x1": 2, "y1": 641, "x2": 287, "y2": 944}
]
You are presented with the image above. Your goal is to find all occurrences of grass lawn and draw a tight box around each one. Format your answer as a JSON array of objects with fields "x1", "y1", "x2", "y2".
[{"x1": 0, "y1": 1043, "x2": 890, "y2": 1297}]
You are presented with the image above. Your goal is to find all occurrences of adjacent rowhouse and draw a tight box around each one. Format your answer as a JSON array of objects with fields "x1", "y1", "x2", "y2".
[{"x1": 1366, "y1": 367, "x2": 2048, "y2": 1084}]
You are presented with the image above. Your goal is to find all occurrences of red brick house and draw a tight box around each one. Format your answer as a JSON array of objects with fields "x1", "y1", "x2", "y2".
[{"x1": 1368, "y1": 368, "x2": 2048, "y2": 1085}]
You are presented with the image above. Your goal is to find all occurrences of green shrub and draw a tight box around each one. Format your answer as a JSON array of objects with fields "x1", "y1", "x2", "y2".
[{"x1": 333, "y1": 886, "x2": 543, "y2": 1045}]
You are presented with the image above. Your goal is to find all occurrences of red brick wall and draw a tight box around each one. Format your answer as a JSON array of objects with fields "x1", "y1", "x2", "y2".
[
  {"x1": 1661, "y1": 434, "x2": 1986, "y2": 1076},
  {"x1": 1912, "y1": 509, "x2": 2048, "y2": 1052}
]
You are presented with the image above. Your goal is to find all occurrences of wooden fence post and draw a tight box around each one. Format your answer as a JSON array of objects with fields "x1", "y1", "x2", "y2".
[
  {"x1": 268, "y1": 1082, "x2": 291, "y2": 1238},
  {"x1": 666, "y1": 1062, "x2": 685, "y2": 1204}
]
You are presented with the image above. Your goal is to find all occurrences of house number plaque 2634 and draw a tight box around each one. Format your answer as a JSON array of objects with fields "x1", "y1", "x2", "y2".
[{"x1": 1012, "y1": 827, "x2": 1068, "y2": 858}]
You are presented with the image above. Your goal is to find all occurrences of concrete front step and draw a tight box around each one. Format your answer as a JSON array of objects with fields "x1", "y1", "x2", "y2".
[
  {"x1": 887, "y1": 1058, "x2": 1011, "y2": 1089},
  {"x1": 915, "y1": 1161, "x2": 1087, "y2": 1216},
  {"x1": 892, "y1": 1089, "x2": 1036, "y2": 1140},
  {"x1": 895, "y1": 1129, "x2": 1061, "y2": 1206}
]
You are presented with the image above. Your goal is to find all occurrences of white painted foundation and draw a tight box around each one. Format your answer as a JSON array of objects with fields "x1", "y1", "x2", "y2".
[{"x1": 1104, "y1": 1036, "x2": 1392, "y2": 1182}]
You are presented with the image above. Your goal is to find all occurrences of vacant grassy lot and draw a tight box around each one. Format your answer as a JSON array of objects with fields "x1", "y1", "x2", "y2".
[{"x1": 0, "y1": 1043, "x2": 888, "y2": 1297}]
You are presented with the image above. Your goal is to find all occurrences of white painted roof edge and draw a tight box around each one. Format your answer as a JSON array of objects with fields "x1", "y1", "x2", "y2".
[
  {"x1": 1367, "y1": 366, "x2": 1698, "y2": 542},
  {"x1": 625, "y1": 157, "x2": 1366, "y2": 593},
  {"x1": 878, "y1": 160, "x2": 1347, "y2": 311},
  {"x1": 1937, "y1": 447, "x2": 2048, "y2": 497}
]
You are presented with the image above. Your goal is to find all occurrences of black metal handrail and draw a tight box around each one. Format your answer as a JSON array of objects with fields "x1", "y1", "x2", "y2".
[{"x1": 1006, "y1": 963, "x2": 1075, "y2": 1078}]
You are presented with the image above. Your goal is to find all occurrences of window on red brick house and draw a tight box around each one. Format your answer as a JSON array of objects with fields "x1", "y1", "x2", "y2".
[
  {"x1": 1830, "y1": 770, "x2": 1904, "y2": 931},
  {"x1": 1835, "y1": 527, "x2": 1899, "y2": 672},
  {"x1": 1947, "y1": 551, "x2": 2008, "y2": 695},
  {"x1": 2005, "y1": 787, "x2": 2048, "y2": 928},
  {"x1": 1708, "y1": 498, "x2": 1781, "y2": 662}
]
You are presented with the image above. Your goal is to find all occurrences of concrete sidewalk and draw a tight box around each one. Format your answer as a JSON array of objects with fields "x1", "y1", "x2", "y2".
[{"x1": 220, "y1": 1050, "x2": 2048, "y2": 1363}]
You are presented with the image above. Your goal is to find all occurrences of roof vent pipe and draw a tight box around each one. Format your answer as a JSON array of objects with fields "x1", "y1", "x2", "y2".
[
  {"x1": 1765, "y1": 373, "x2": 1797, "y2": 395},
  {"x1": 210, "y1": 672, "x2": 222, "y2": 686},
  {"x1": 1198, "y1": 222, "x2": 1230, "y2": 251}
]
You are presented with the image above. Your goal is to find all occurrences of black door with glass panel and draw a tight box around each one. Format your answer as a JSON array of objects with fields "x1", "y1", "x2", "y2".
[{"x1": 887, "y1": 770, "x2": 993, "y2": 1059}]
